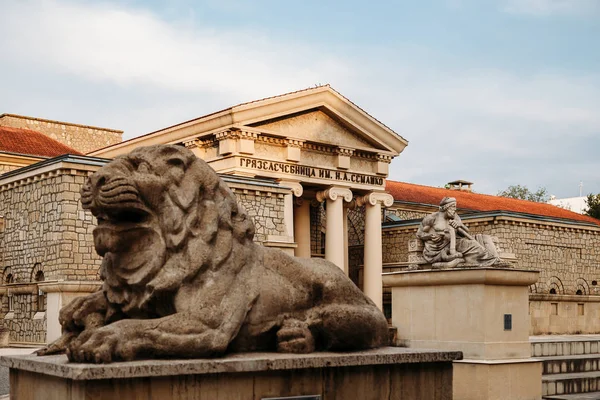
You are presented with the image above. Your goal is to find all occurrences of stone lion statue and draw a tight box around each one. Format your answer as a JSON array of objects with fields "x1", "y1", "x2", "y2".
[{"x1": 38, "y1": 145, "x2": 388, "y2": 363}]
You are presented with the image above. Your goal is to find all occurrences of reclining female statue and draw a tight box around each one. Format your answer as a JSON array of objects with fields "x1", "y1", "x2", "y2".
[{"x1": 416, "y1": 197, "x2": 508, "y2": 269}]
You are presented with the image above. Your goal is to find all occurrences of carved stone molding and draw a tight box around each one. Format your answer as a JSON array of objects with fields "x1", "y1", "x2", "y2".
[
  {"x1": 286, "y1": 138, "x2": 305, "y2": 148},
  {"x1": 183, "y1": 139, "x2": 200, "y2": 149},
  {"x1": 356, "y1": 192, "x2": 394, "y2": 208},
  {"x1": 316, "y1": 187, "x2": 353, "y2": 203},
  {"x1": 336, "y1": 147, "x2": 355, "y2": 156},
  {"x1": 280, "y1": 181, "x2": 303, "y2": 197},
  {"x1": 376, "y1": 154, "x2": 393, "y2": 164}
]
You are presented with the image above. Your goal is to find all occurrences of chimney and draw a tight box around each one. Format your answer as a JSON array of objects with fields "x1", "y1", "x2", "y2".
[{"x1": 447, "y1": 180, "x2": 473, "y2": 193}]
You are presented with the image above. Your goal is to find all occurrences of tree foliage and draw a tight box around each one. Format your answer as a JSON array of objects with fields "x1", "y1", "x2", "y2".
[
  {"x1": 584, "y1": 194, "x2": 600, "y2": 219},
  {"x1": 497, "y1": 185, "x2": 549, "y2": 203}
]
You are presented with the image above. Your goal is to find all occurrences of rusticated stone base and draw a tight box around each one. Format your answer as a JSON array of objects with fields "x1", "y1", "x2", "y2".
[{"x1": 1, "y1": 347, "x2": 461, "y2": 400}]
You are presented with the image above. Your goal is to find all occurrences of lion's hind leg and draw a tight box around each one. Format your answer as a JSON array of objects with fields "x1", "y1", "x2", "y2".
[
  {"x1": 311, "y1": 304, "x2": 389, "y2": 351},
  {"x1": 276, "y1": 318, "x2": 316, "y2": 353}
]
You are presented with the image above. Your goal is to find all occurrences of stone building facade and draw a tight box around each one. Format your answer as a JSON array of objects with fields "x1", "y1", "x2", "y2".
[
  {"x1": 381, "y1": 201, "x2": 600, "y2": 334},
  {"x1": 0, "y1": 114, "x2": 123, "y2": 155},
  {"x1": 0, "y1": 156, "x2": 104, "y2": 343}
]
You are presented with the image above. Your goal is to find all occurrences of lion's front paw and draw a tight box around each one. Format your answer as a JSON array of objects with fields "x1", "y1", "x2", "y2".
[
  {"x1": 59, "y1": 291, "x2": 107, "y2": 331},
  {"x1": 276, "y1": 319, "x2": 315, "y2": 353},
  {"x1": 67, "y1": 324, "x2": 134, "y2": 363}
]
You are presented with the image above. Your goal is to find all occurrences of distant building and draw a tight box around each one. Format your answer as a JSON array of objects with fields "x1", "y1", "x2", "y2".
[
  {"x1": 382, "y1": 180, "x2": 600, "y2": 335},
  {"x1": 0, "y1": 113, "x2": 122, "y2": 160},
  {"x1": 548, "y1": 195, "x2": 588, "y2": 214}
]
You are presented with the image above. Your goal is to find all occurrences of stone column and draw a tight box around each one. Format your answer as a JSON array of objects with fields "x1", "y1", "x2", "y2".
[
  {"x1": 294, "y1": 198, "x2": 311, "y2": 258},
  {"x1": 280, "y1": 181, "x2": 303, "y2": 239},
  {"x1": 342, "y1": 200, "x2": 356, "y2": 275},
  {"x1": 357, "y1": 192, "x2": 393, "y2": 310},
  {"x1": 316, "y1": 187, "x2": 353, "y2": 270}
]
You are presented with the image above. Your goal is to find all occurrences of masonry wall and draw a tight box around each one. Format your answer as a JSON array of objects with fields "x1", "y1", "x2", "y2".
[
  {"x1": 0, "y1": 169, "x2": 101, "y2": 343},
  {"x1": 233, "y1": 189, "x2": 287, "y2": 244},
  {"x1": 0, "y1": 115, "x2": 122, "y2": 154},
  {"x1": 382, "y1": 217, "x2": 600, "y2": 334}
]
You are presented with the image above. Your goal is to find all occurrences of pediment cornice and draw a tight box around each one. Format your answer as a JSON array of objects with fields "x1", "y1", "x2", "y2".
[{"x1": 90, "y1": 86, "x2": 407, "y2": 158}]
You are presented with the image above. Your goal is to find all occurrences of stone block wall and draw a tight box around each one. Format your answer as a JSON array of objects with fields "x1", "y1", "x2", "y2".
[
  {"x1": 4, "y1": 293, "x2": 46, "y2": 343},
  {"x1": 382, "y1": 218, "x2": 600, "y2": 294},
  {"x1": 232, "y1": 189, "x2": 287, "y2": 244},
  {"x1": 529, "y1": 295, "x2": 600, "y2": 335},
  {"x1": 0, "y1": 167, "x2": 101, "y2": 343},
  {"x1": 382, "y1": 216, "x2": 600, "y2": 334},
  {"x1": 0, "y1": 114, "x2": 122, "y2": 154}
]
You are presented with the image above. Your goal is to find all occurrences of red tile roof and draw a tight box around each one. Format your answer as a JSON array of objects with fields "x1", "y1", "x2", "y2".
[
  {"x1": 0, "y1": 126, "x2": 82, "y2": 157},
  {"x1": 385, "y1": 180, "x2": 600, "y2": 226}
]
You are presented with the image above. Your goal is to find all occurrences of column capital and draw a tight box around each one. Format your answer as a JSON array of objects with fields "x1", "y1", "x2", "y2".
[
  {"x1": 357, "y1": 191, "x2": 394, "y2": 208},
  {"x1": 344, "y1": 198, "x2": 357, "y2": 210},
  {"x1": 316, "y1": 187, "x2": 353, "y2": 203},
  {"x1": 280, "y1": 181, "x2": 303, "y2": 197}
]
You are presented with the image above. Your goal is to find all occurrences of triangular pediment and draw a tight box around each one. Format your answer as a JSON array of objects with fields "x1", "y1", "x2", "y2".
[
  {"x1": 249, "y1": 109, "x2": 382, "y2": 150},
  {"x1": 89, "y1": 85, "x2": 408, "y2": 158}
]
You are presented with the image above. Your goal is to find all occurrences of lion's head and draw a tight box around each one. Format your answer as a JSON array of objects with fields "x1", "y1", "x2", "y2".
[{"x1": 81, "y1": 145, "x2": 255, "y2": 315}]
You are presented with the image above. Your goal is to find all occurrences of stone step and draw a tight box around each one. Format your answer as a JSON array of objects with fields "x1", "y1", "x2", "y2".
[
  {"x1": 539, "y1": 355, "x2": 600, "y2": 374},
  {"x1": 544, "y1": 391, "x2": 600, "y2": 399},
  {"x1": 532, "y1": 337, "x2": 600, "y2": 357},
  {"x1": 543, "y1": 371, "x2": 600, "y2": 396}
]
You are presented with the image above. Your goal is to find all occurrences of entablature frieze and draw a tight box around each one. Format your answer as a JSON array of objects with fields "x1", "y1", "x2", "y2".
[
  {"x1": 0, "y1": 167, "x2": 94, "y2": 193},
  {"x1": 382, "y1": 215, "x2": 600, "y2": 234},
  {"x1": 181, "y1": 126, "x2": 397, "y2": 164}
]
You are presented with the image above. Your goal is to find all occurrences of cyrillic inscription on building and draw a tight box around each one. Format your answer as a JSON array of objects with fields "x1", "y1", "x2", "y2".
[{"x1": 240, "y1": 157, "x2": 384, "y2": 186}]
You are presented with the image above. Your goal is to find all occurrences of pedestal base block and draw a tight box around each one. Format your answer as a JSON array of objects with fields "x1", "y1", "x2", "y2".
[
  {"x1": 453, "y1": 359, "x2": 542, "y2": 400},
  {"x1": 1, "y1": 347, "x2": 461, "y2": 400}
]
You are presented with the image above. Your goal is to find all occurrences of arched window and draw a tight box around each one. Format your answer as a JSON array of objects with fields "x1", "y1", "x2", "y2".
[
  {"x1": 35, "y1": 270, "x2": 46, "y2": 312},
  {"x1": 5, "y1": 273, "x2": 14, "y2": 312}
]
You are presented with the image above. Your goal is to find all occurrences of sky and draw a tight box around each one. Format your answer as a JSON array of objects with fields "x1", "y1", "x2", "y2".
[{"x1": 1, "y1": 0, "x2": 599, "y2": 198}]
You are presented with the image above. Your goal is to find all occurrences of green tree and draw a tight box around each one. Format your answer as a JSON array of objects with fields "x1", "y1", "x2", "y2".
[
  {"x1": 584, "y1": 194, "x2": 600, "y2": 219},
  {"x1": 497, "y1": 185, "x2": 549, "y2": 203}
]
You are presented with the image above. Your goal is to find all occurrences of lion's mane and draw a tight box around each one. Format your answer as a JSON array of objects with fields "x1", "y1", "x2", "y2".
[{"x1": 81, "y1": 145, "x2": 255, "y2": 315}]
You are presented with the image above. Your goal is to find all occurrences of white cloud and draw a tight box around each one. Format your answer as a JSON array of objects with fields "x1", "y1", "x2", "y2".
[
  {"x1": 500, "y1": 0, "x2": 600, "y2": 16},
  {"x1": 0, "y1": 0, "x2": 348, "y2": 99},
  {"x1": 1, "y1": 0, "x2": 599, "y2": 198}
]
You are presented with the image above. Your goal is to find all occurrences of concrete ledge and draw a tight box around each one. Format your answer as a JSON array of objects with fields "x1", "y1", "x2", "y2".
[
  {"x1": 383, "y1": 267, "x2": 539, "y2": 287},
  {"x1": 454, "y1": 358, "x2": 541, "y2": 365},
  {"x1": 0, "y1": 347, "x2": 462, "y2": 381},
  {"x1": 37, "y1": 281, "x2": 102, "y2": 293}
]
